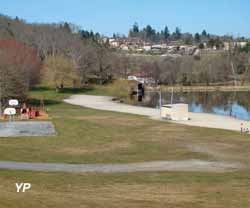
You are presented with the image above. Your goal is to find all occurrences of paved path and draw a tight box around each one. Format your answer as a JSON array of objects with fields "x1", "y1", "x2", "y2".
[
  {"x1": 65, "y1": 95, "x2": 250, "y2": 132},
  {"x1": 0, "y1": 121, "x2": 56, "y2": 137},
  {"x1": 0, "y1": 160, "x2": 241, "y2": 173}
]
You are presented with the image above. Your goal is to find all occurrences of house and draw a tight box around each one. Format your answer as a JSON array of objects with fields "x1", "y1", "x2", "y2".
[
  {"x1": 128, "y1": 72, "x2": 155, "y2": 85},
  {"x1": 143, "y1": 45, "x2": 151, "y2": 52},
  {"x1": 128, "y1": 76, "x2": 138, "y2": 81},
  {"x1": 120, "y1": 44, "x2": 129, "y2": 51},
  {"x1": 234, "y1": 42, "x2": 248, "y2": 48},
  {"x1": 109, "y1": 38, "x2": 121, "y2": 47},
  {"x1": 223, "y1": 42, "x2": 230, "y2": 50}
]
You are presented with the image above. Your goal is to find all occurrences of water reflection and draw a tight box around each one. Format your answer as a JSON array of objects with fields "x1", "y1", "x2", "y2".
[{"x1": 143, "y1": 91, "x2": 250, "y2": 121}]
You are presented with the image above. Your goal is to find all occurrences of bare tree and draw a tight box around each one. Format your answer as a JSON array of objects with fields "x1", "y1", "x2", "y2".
[{"x1": 0, "y1": 39, "x2": 41, "y2": 109}]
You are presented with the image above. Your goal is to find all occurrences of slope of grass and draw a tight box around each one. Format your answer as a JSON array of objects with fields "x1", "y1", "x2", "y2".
[
  {"x1": 1, "y1": 87, "x2": 250, "y2": 207},
  {"x1": 0, "y1": 87, "x2": 249, "y2": 165}
]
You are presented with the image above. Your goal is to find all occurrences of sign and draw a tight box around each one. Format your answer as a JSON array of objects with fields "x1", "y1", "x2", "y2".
[
  {"x1": 9, "y1": 99, "x2": 19, "y2": 106},
  {"x1": 4, "y1": 108, "x2": 16, "y2": 116},
  {"x1": 16, "y1": 183, "x2": 32, "y2": 192}
]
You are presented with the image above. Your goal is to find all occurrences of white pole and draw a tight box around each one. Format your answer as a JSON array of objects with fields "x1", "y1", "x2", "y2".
[
  {"x1": 159, "y1": 89, "x2": 162, "y2": 116},
  {"x1": 170, "y1": 87, "x2": 174, "y2": 104}
]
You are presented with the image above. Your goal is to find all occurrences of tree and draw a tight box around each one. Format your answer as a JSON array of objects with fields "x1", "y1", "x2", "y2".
[
  {"x1": 73, "y1": 45, "x2": 97, "y2": 85},
  {"x1": 207, "y1": 39, "x2": 215, "y2": 48},
  {"x1": 129, "y1": 22, "x2": 140, "y2": 38},
  {"x1": 132, "y1": 22, "x2": 139, "y2": 33},
  {"x1": 183, "y1": 33, "x2": 193, "y2": 45},
  {"x1": 143, "y1": 25, "x2": 156, "y2": 42},
  {"x1": 95, "y1": 46, "x2": 113, "y2": 84},
  {"x1": 194, "y1": 33, "x2": 200, "y2": 43},
  {"x1": 43, "y1": 54, "x2": 77, "y2": 90},
  {"x1": 0, "y1": 39, "x2": 41, "y2": 111},
  {"x1": 202, "y1": 30, "x2": 207, "y2": 37},
  {"x1": 163, "y1": 26, "x2": 170, "y2": 42},
  {"x1": 173, "y1": 27, "x2": 181, "y2": 40},
  {"x1": 62, "y1": 22, "x2": 71, "y2": 33},
  {"x1": 199, "y1": 43, "x2": 205, "y2": 49}
]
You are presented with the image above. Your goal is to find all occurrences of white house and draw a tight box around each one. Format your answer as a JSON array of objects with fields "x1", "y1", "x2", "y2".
[{"x1": 143, "y1": 45, "x2": 151, "y2": 52}]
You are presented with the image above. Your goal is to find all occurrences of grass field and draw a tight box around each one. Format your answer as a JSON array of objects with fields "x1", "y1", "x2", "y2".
[
  {"x1": 0, "y1": 87, "x2": 249, "y2": 164},
  {"x1": 1, "y1": 170, "x2": 250, "y2": 208},
  {"x1": 0, "y1": 87, "x2": 250, "y2": 207}
]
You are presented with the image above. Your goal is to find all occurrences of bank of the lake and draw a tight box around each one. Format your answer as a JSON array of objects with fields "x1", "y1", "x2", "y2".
[
  {"x1": 148, "y1": 85, "x2": 250, "y2": 92},
  {"x1": 65, "y1": 94, "x2": 250, "y2": 133}
]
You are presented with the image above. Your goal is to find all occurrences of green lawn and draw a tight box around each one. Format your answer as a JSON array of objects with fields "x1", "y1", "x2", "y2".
[
  {"x1": 0, "y1": 87, "x2": 249, "y2": 165},
  {"x1": 1, "y1": 87, "x2": 250, "y2": 207}
]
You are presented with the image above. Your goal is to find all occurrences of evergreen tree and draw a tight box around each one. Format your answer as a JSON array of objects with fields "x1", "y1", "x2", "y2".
[
  {"x1": 202, "y1": 30, "x2": 207, "y2": 37},
  {"x1": 132, "y1": 22, "x2": 139, "y2": 33},
  {"x1": 173, "y1": 27, "x2": 181, "y2": 40},
  {"x1": 194, "y1": 33, "x2": 200, "y2": 43},
  {"x1": 143, "y1": 25, "x2": 156, "y2": 41},
  {"x1": 63, "y1": 22, "x2": 71, "y2": 33},
  {"x1": 163, "y1": 26, "x2": 170, "y2": 42}
]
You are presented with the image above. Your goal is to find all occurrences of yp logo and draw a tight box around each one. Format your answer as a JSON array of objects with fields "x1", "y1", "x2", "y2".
[{"x1": 16, "y1": 183, "x2": 31, "y2": 192}]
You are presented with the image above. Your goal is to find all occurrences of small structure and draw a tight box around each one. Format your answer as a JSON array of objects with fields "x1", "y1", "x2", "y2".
[{"x1": 161, "y1": 104, "x2": 189, "y2": 121}]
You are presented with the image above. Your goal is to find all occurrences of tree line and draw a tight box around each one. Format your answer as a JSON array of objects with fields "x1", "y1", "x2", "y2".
[
  {"x1": 127, "y1": 52, "x2": 250, "y2": 86},
  {"x1": 0, "y1": 14, "x2": 250, "y2": 110},
  {"x1": 127, "y1": 22, "x2": 249, "y2": 47}
]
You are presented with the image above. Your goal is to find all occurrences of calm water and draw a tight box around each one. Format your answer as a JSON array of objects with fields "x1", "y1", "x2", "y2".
[{"x1": 142, "y1": 91, "x2": 250, "y2": 121}]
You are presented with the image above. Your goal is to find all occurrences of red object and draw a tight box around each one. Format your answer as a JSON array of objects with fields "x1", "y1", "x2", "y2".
[{"x1": 30, "y1": 110, "x2": 36, "y2": 119}]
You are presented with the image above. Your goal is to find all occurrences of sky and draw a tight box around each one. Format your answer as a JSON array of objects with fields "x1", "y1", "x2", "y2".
[{"x1": 1, "y1": 0, "x2": 250, "y2": 37}]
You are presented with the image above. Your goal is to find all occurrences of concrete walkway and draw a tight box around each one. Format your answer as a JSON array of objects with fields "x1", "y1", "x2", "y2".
[
  {"x1": 0, "y1": 160, "x2": 241, "y2": 173},
  {"x1": 0, "y1": 121, "x2": 56, "y2": 137},
  {"x1": 64, "y1": 95, "x2": 250, "y2": 132}
]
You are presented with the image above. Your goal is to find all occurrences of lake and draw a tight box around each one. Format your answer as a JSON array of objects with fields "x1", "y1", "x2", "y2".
[{"x1": 142, "y1": 91, "x2": 250, "y2": 121}]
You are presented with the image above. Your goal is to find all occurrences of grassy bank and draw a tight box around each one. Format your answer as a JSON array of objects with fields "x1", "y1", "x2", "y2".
[
  {"x1": 88, "y1": 79, "x2": 250, "y2": 93},
  {"x1": 0, "y1": 87, "x2": 249, "y2": 165},
  {"x1": 151, "y1": 85, "x2": 250, "y2": 92},
  {"x1": 0, "y1": 87, "x2": 250, "y2": 207}
]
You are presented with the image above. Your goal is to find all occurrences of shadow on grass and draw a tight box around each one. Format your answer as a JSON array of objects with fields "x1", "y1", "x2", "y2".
[
  {"x1": 29, "y1": 87, "x2": 97, "y2": 107},
  {"x1": 59, "y1": 87, "x2": 94, "y2": 94},
  {"x1": 28, "y1": 98, "x2": 61, "y2": 106},
  {"x1": 31, "y1": 87, "x2": 95, "y2": 94}
]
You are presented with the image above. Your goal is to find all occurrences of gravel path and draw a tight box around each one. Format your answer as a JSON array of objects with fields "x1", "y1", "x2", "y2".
[
  {"x1": 0, "y1": 160, "x2": 241, "y2": 173},
  {"x1": 64, "y1": 95, "x2": 250, "y2": 132}
]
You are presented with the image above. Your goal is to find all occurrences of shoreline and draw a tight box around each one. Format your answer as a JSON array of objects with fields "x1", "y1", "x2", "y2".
[
  {"x1": 64, "y1": 95, "x2": 250, "y2": 133},
  {"x1": 146, "y1": 85, "x2": 250, "y2": 92}
]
